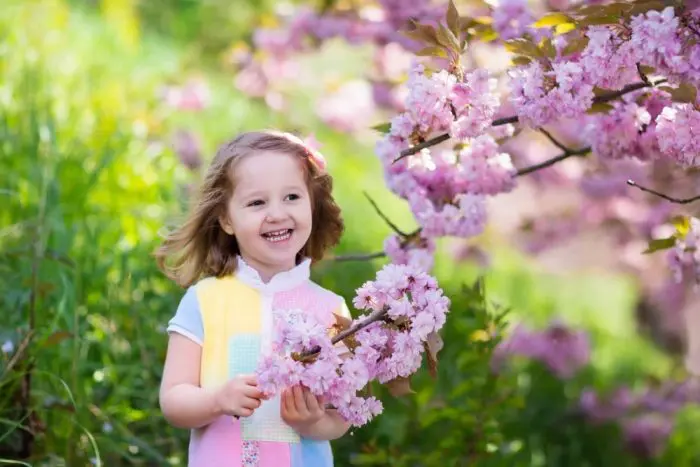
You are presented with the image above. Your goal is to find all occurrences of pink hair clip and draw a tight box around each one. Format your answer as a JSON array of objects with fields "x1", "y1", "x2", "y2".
[
  {"x1": 303, "y1": 146, "x2": 327, "y2": 174},
  {"x1": 282, "y1": 132, "x2": 327, "y2": 174}
]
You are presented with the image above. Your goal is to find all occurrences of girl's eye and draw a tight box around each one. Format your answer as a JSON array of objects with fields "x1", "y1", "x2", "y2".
[
  {"x1": 285, "y1": 193, "x2": 300, "y2": 201},
  {"x1": 247, "y1": 200, "x2": 264, "y2": 207}
]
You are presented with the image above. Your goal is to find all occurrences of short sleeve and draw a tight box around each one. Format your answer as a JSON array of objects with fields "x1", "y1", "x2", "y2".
[
  {"x1": 337, "y1": 298, "x2": 352, "y2": 320},
  {"x1": 166, "y1": 286, "x2": 204, "y2": 346}
]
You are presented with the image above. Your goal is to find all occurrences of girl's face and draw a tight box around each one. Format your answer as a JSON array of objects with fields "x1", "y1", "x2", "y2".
[{"x1": 220, "y1": 150, "x2": 313, "y2": 281}]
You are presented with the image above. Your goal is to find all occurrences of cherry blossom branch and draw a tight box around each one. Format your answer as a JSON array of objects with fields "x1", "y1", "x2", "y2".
[
  {"x1": 515, "y1": 128, "x2": 591, "y2": 176},
  {"x1": 393, "y1": 134, "x2": 451, "y2": 162},
  {"x1": 539, "y1": 127, "x2": 571, "y2": 153},
  {"x1": 363, "y1": 192, "x2": 409, "y2": 237},
  {"x1": 627, "y1": 180, "x2": 700, "y2": 204},
  {"x1": 331, "y1": 251, "x2": 386, "y2": 261},
  {"x1": 395, "y1": 79, "x2": 666, "y2": 161},
  {"x1": 515, "y1": 146, "x2": 591, "y2": 177},
  {"x1": 299, "y1": 308, "x2": 388, "y2": 359},
  {"x1": 636, "y1": 62, "x2": 651, "y2": 86}
]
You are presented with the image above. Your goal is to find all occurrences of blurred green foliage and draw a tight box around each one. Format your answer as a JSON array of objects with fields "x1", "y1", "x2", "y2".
[{"x1": 1, "y1": 0, "x2": 698, "y2": 466}]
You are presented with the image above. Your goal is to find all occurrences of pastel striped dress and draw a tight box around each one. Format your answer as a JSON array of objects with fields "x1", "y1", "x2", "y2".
[{"x1": 167, "y1": 256, "x2": 350, "y2": 467}]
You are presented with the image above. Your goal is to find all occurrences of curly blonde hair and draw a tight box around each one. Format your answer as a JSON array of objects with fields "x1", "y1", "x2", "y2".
[{"x1": 155, "y1": 130, "x2": 344, "y2": 287}]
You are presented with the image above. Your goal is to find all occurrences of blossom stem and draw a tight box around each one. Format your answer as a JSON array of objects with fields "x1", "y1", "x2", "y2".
[
  {"x1": 363, "y1": 192, "x2": 409, "y2": 237},
  {"x1": 627, "y1": 180, "x2": 700, "y2": 204},
  {"x1": 331, "y1": 252, "x2": 386, "y2": 261},
  {"x1": 515, "y1": 146, "x2": 591, "y2": 177},
  {"x1": 299, "y1": 308, "x2": 388, "y2": 358}
]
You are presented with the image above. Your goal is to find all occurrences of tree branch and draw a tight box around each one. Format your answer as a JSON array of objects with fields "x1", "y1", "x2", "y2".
[
  {"x1": 627, "y1": 180, "x2": 700, "y2": 204},
  {"x1": 393, "y1": 134, "x2": 450, "y2": 163},
  {"x1": 299, "y1": 308, "x2": 388, "y2": 359},
  {"x1": 331, "y1": 251, "x2": 386, "y2": 261},
  {"x1": 539, "y1": 128, "x2": 570, "y2": 153},
  {"x1": 515, "y1": 146, "x2": 591, "y2": 177},
  {"x1": 395, "y1": 79, "x2": 666, "y2": 161},
  {"x1": 363, "y1": 192, "x2": 408, "y2": 237}
]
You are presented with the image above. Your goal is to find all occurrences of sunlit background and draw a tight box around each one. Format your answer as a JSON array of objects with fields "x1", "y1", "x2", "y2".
[{"x1": 3, "y1": 0, "x2": 700, "y2": 465}]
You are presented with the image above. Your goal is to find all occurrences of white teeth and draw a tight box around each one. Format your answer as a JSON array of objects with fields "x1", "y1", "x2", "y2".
[{"x1": 263, "y1": 229, "x2": 292, "y2": 243}]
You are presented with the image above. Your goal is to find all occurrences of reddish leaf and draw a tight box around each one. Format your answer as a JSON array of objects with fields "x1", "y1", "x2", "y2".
[
  {"x1": 385, "y1": 376, "x2": 415, "y2": 397},
  {"x1": 424, "y1": 331, "x2": 444, "y2": 378},
  {"x1": 562, "y1": 35, "x2": 589, "y2": 56},
  {"x1": 44, "y1": 330, "x2": 72, "y2": 347},
  {"x1": 446, "y1": 0, "x2": 460, "y2": 37}
]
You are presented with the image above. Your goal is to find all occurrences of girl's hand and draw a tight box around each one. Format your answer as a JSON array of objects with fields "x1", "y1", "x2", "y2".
[
  {"x1": 214, "y1": 374, "x2": 267, "y2": 418},
  {"x1": 280, "y1": 385, "x2": 325, "y2": 430}
]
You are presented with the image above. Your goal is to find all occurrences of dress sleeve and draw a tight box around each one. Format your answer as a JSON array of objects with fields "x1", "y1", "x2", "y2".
[{"x1": 166, "y1": 286, "x2": 204, "y2": 346}]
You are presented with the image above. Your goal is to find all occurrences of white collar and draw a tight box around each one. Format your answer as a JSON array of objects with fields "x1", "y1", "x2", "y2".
[{"x1": 235, "y1": 256, "x2": 311, "y2": 294}]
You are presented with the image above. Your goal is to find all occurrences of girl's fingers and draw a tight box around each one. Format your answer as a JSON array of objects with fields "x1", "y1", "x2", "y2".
[
  {"x1": 281, "y1": 388, "x2": 291, "y2": 414},
  {"x1": 240, "y1": 396, "x2": 262, "y2": 410},
  {"x1": 293, "y1": 385, "x2": 307, "y2": 414},
  {"x1": 303, "y1": 387, "x2": 319, "y2": 411}
]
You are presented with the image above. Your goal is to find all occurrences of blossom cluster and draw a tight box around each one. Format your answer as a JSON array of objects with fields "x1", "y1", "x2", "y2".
[
  {"x1": 383, "y1": 233, "x2": 436, "y2": 272},
  {"x1": 512, "y1": 7, "x2": 700, "y2": 169},
  {"x1": 579, "y1": 380, "x2": 700, "y2": 458},
  {"x1": 667, "y1": 216, "x2": 700, "y2": 285},
  {"x1": 490, "y1": 320, "x2": 591, "y2": 379},
  {"x1": 255, "y1": 264, "x2": 450, "y2": 427},
  {"x1": 376, "y1": 64, "x2": 514, "y2": 238}
]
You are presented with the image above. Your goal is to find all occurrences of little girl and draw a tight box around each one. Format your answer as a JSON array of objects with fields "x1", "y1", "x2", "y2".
[{"x1": 156, "y1": 130, "x2": 352, "y2": 466}]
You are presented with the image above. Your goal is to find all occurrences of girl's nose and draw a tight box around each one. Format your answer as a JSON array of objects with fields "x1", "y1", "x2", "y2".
[{"x1": 264, "y1": 203, "x2": 288, "y2": 222}]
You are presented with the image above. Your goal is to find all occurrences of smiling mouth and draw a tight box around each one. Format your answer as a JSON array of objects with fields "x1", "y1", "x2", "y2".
[{"x1": 262, "y1": 229, "x2": 293, "y2": 243}]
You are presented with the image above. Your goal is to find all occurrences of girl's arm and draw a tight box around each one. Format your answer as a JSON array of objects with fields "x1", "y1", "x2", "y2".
[
  {"x1": 159, "y1": 333, "x2": 266, "y2": 429},
  {"x1": 159, "y1": 333, "x2": 222, "y2": 429}
]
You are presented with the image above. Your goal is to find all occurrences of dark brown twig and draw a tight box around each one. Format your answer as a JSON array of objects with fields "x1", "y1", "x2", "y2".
[
  {"x1": 539, "y1": 128, "x2": 570, "y2": 153},
  {"x1": 627, "y1": 180, "x2": 700, "y2": 204},
  {"x1": 331, "y1": 251, "x2": 386, "y2": 261},
  {"x1": 363, "y1": 192, "x2": 408, "y2": 237},
  {"x1": 299, "y1": 309, "x2": 388, "y2": 359}
]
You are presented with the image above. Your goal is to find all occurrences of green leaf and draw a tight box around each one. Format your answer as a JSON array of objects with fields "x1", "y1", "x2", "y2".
[
  {"x1": 472, "y1": 24, "x2": 498, "y2": 42},
  {"x1": 371, "y1": 122, "x2": 392, "y2": 133},
  {"x1": 578, "y1": 14, "x2": 622, "y2": 27},
  {"x1": 671, "y1": 215, "x2": 691, "y2": 238},
  {"x1": 415, "y1": 46, "x2": 447, "y2": 57},
  {"x1": 586, "y1": 102, "x2": 615, "y2": 114},
  {"x1": 562, "y1": 35, "x2": 589, "y2": 56},
  {"x1": 628, "y1": 0, "x2": 666, "y2": 16},
  {"x1": 539, "y1": 37, "x2": 556, "y2": 59},
  {"x1": 532, "y1": 13, "x2": 575, "y2": 28},
  {"x1": 643, "y1": 236, "x2": 677, "y2": 254},
  {"x1": 446, "y1": 0, "x2": 460, "y2": 37},
  {"x1": 665, "y1": 82, "x2": 698, "y2": 104},
  {"x1": 555, "y1": 23, "x2": 577, "y2": 34},
  {"x1": 459, "y1": 16, "x2": 477, "y2": 32},
  {"x1": 437, "y1": 23, "x2": 461, "y2": 52},
  {"x1": 511, "y1": 55, "x2": 532, "y2": 66},
  {"x1": 504, "y1": 38, "x2": 543, "y2": 58},
  {"x1": 638, "y1": 64, "x2": 656, "y2": 76},
  {"x1": 593, "y1": 86, "x2": 615, "y2": 97},
  {"x1": 401, "y1": 21, "x2": 439, "y2": 46}
]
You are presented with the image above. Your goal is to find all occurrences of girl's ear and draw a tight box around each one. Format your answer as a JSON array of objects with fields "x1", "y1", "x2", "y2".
[{"x1": 218, "y1": 214, "x2": 234, "y2": 236}]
